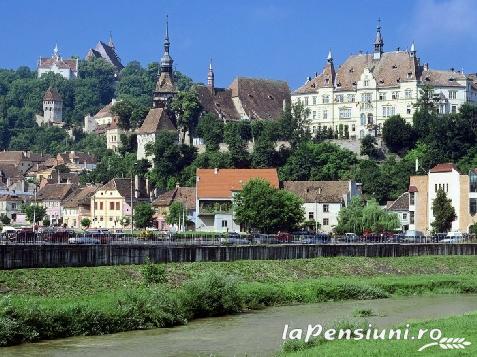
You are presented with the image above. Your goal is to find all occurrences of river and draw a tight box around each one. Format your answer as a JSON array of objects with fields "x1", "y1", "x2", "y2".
[{"x1": 2, "y1": 294, "x2": 477, "y2": 357}]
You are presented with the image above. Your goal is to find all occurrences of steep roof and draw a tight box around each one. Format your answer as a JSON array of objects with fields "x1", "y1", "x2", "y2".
[
  {"x1": 282, "y1": 181, "x2": 350, "y2": 203},
  {"x1": 152, "y1": 186, "x2": 196, "y2": 209},
  {"x1": 97, "y1": 178, "x2": 149, "y2": 202},
  {"x1": 421, "y1": 69, "x2": 466, "y2": 87},
  {"x1": 38, "y1": 57, "x2": 78, "y2": 72},
  {"x1": 196, "y1": 168, "x2": 279, "y2": 199},
  {"x1": 195, "y1": 86, "x2": 239, "y2": 120},
  {"x1": 386, "y1": 192, "x2": 409, "y2": 211},
  {"x1": 0, "y1": 151, "x2": 25, "y2": 165},
  {"x1": 37, "y1": 183, "x2": 75, "y2": 201},
  {"x1": 94, "y1": 102, "x2": 114, "y2": 119},
  {"x1": 62, "y1": 185, "x2": 98, "y2": 208},
  {"x1": 43, "y1": 87, "x2": 62, "y2": 101},
  {"x1": 0, "y1": 164, "x2": 22, "y2": 179},
  {"x1": 86, "y1": 41, "x2": 124, "y2": 71},
  {"x1": 155, "y1": 71, "x2": 177, "y2": 94},
  {"x1": 430, "y1": 163, "x2": 458, "y2": 173},
  {"x1": 137, "y1": 107, "x2": 176, "y2": 134}
]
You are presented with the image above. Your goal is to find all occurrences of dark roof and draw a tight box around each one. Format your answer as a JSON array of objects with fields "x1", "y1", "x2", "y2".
[
  {"x1": 37, "y1": 183, "x2": 75, "y2": 201},
  {"x1": 38, "y1": 57, "x2": 78, "y2": 72},
  {"x1": 283, "y1": 181, "x2": 350, "y2": 203},
  {"x1": 0, "y1": 164, "x2": 22, "y2": 179},
  {"x1": 195, "y1": 86, "x2": 239, "y2": 121},
  {"x1": 408, "y1": 186, "x2": 418, "y2": 193},
  {"x1": 137, "y1": 108, "x2": 176, "y2": 134},
  {"x1": 43, "y1": 87, "x2": 62, "y2": 101},
  {"x1": 98, "y1": 178, "x2": 148, "y2": 202},
  {"x1": 62, "y1": 185, "x2": 98, "y2": 208},
  {"x1": 152, "y1": 187, "x2": 196, "y2": 210},
  {"x1": 86, "y1": 41, "x2": 124, "y2": 71},
  {"x1": 430, "y1": 163, "x2": 458, "y2": 173},
  {"x1": 386, "y1": 192, "x2": 409, "y2": 211}
]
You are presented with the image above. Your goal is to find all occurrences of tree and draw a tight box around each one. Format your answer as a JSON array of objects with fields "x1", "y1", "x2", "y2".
[
  {"x1": 382, "y1": 115, "x2": 416, "y2": 154},
  {"x1": 196, "y1": 113, "x2": 224, "y2": 151},
  {"x1": 234, "y1": 179, "x2": 304, "y2": 233},
  {"x1": 166, "y1": 201, "x2": 185, "y2": 226},
  {"x1": 111, "y1": 99, "x2": 134, "y2": 130},
  {"x1": 223, "y1": 121, "x2": 250, "y2": 168},
  {"x1": 22, "y1": 204, "x2": 46, "y2": 224},
  {"x1": 133, "y1": 203, "x2": 155, "y2": 229},
  {"x1": 170, "y1": 89, "x2": 202, "y2": 144},
  {"x1": 278, "y1": 102, "x2": 311, "y2": 147},
  {"x1": 431, "y1": 189, "x2": 457, "y2": 233},
  {"x1": 81, "y1": 217, "x2": 91, "y2": 229},
  {"x1": 0, "y1": 214, "x2": 10, "y2": 225},
  {"x1": 42, "y1": 217, "x2": 50, "y2": 227},
  {"x1": 360, "y1": 134, "x2": 380, "y2": 159}
]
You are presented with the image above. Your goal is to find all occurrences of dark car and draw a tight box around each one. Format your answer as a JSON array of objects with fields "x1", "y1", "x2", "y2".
[
  {"x1": 301, "y1": 234, "x2": 330, "y2": 244},
  {"x1": 276, "y1": 232, "x2": 294, "y2": 243},
  {"x1": 220, "y1": 232, "x2": 250, "y2": 245},
  {"x1": 250, "y1": 234, "x2": 280, "y2": 244}
]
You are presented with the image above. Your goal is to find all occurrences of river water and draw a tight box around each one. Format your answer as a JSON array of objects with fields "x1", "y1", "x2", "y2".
[{"x1": 2, "y1": 294, "x2": 477, "y2": 357}]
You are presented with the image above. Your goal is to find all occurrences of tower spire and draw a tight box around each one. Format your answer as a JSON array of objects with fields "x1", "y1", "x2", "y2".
[
  {"x1": 373, "y1": 18, "x2": 384, "y2": 59},
  {"x1": 207, "y1": 58, "x2": 214, "y2": 90},
  {"x1": 327, "y1": 49, "x2": 333, "y2": 63},
  {"x1": 53, "y1": 43, "x2": 59, "y2": 60},
  {"x1": 108, "y1": 31, "x2": 115, "y2": 49},
  {"x1": 160, "y1": 15, "x2": 173, "y2": 75},
  {"x1": 410, "y1": 41, "x2": 416, "y2": 57}
]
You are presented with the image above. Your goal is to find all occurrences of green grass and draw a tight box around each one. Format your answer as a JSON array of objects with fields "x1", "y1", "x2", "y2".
[{"x1": 281, "y1": 312, "x2": 477, "y2": 356}]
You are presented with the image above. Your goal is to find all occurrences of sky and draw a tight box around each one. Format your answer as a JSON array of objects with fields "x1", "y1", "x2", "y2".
[{"x1": 0, "y1": 0, "x2": 476, "y2": 90}]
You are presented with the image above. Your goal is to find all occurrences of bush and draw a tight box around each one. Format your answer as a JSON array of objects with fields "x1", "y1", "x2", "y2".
[{"x1": 141, "y1": 258, "x2": 166, "y2": 284}]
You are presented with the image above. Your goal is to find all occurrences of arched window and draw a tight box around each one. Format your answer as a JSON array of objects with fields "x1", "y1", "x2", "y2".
[{"x1": 360, "y1": 113, "x2": 366, "y2": 126}]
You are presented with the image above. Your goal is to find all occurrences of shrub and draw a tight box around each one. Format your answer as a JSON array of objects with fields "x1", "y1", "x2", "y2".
[{"x1": 141, "y1": 258, "x2": 166, "y2": 284}]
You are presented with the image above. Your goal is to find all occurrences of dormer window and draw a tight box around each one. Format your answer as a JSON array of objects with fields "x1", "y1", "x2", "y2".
[
  {"x1": 392, "y1": 64, "x2": 397, "y2": 69},
  {"x1": 349, "y1": 67, "x2": 354, "y2": 73},
  {"x1": 268, "y1": 95, "x2": 274, "y2": 100},
  {"x1": 352, "y1": 81, "x2": 357, "y2": 85},
  {"x1": 449, "y1": 77, "x2": 455, "y2": 82},
  {"x1": 325, "y1": 78, "x2": 330, "y2": 84},
  {"x1": 407, "y1": 72, "x2": 413, "y2": 79},
  {"x1": 364, "y1": 80, "x2": 369, "y2": 86}
]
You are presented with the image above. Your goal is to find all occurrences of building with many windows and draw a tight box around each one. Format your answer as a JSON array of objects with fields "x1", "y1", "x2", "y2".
[
  {"x1": 38, "y1": 45, "x2": 78, "y2": 79},
  {"x1": 292, "y1": 21, "x2": 477, "y2": 139}
]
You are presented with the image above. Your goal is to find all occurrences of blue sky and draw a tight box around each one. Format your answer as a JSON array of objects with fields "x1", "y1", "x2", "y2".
[{"x1": 1, "y1": 0, "x2": 476, "y2": 89}]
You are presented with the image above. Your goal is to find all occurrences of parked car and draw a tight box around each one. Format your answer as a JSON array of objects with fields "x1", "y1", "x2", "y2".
[
  {"x1": 431, "y1": 233, "x2": 448, "y2": 243},
  {"x1": 220, "y1": 232, "x2": 250, "y2": 245},
  {"x1": 250, "y1": 234, "x2": 280, "y2": 244},
  {"x1": 68, "y1": 236, "x2": 100, "y2": 244},
  {"x1": 276, "y1": 232, "x2": 294, "y2": 243},
  {"x1": 441, "y1": 231, "x2": 464, "y2": 243},
  {"x1": 301, "y1": 234, "x2": 330, "y2": 244},
  {"x1": 403, "y1": 230, "x2": 428, "y2": 243},
  {"x1": 388, "y1": 233, "x2": 404, "y2": 243}
]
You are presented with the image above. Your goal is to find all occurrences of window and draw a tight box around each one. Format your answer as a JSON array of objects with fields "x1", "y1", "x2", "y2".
[
  {"x1": 392, "y1": 91, "x2": 399, "y2": 100},
  {"x1": 94, "y1": 202, "x2": 97, "y2": 210},
  {"x1": 470, "y1": 171, "x2": 477, "y2": 192},
  {"x1": 323, "y1": 110, "x2": 328, "y2": 119},
  {"x1": 322, "y1": 95, "x2": 329, "y2": 104},
  {"x1": 470, "y1": 198, "x2": 477, "y2": 216},
  {"x1": 323, "y1": 204, "x2": 329, "y2": 213},
  {"x1": 110, "y1": 202, "x2": 114, "y2": 210},
  {"x1": 382, "y1": 106, "x2": 395, "y2": 118},
  {"x1": 323, "y1": 218, "x2": 329, "y2": 226},
  {"x1": 407, "y1": 105, "x2": 412, "y2": 115},
  {"x1": 109, "y1": 217, "x2": 113, "y2": 222},
  {"x1": 312, "y1": 96, "x2": 317, "y2": 105},
  {"x1": 362, "y1": 93, "x2": 372, "y2": 102},
  {"x1": 403, "y1": 213, "x2": 407, "y2": 220},
  {"x1": 308, "y1": 212, "x2": 314, "y2": 220},
  {"x1": 367, "y1": 114, "x2": 374, "y2": 125},
  {"x1": 449, "y1": 91, "x2": 457, "y2": 100},
  {"x1": 312, "y1": 111, "x2": 316, "y2": 119},
  {"x1": 304, "y1": 97, "x2": 309, "y2": 106},
  {"x1": 221, "y1": 220, "x2": 228, "y2": 228},
  {"x1": 100, "y1": 202, "x2": 103, "y2": 210},
  {"x1": 379, "y1": 92, "x2": 386, "y2": 101},
  {"x1": 364, "y1": 80, "x2": 369, "y2": 87},
  {"x1": 451, "y1": 105, "x2": 457, "y2": 114},
  {"x1": 405, "y1": 89, "x2": 412, "y2": 99},
  {"x1": 352, "y1": 124, "x2": 356, "y2": 131},
  {"x1": 116, "y1": 202, "x2": 120, "y2": 210},
  {"x1": 360, "y1": 113, "x2": 366, "y2": 126},
  {"x1": 410, "y1": 192, "x2": 415, "y2": 205},
  {"x1": 410, "y1": 211, "x2": 415, "y2": 224},
  {"x1": 347, "y1": 94, "x2": 355, "y2": 102},
  {"x1": 339, "y1": 107, "x2": 351, "y2": 119},
  {"x1": 335, "y1": 94, "x2": 344, "y2": 103}
]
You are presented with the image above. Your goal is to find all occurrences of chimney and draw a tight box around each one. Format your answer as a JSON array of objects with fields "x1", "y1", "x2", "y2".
[
  {"x1": 134, "y1": 175, "x2": 139, "y2": 198},
  {"x1": 214, "y1": 168, "x2": 218, "y2": 175},
  {"x1": 424, "y1": 63, "x2": 429, "y2": 71},
  {"x1": 415, "y1": 158, "x2": 419, "y2": 173}
]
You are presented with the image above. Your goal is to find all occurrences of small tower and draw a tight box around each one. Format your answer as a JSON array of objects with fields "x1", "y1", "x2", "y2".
[
  {"x1": 373, "y1": 19, "x2": 384, "y2": 60},
  {"x1": 327, "y1": 49, "x2": 333, "y2": 63},
  {"x1": 410, "y1": 41, "x2": 416, "y2": 57},
  {"x1": 42, "y1": 87, "x2": 63, "y2": 124},
  {"x1": 207, "y1": 59, "x2": 214, "y2": 91},
  {"x1": 108, "y1": 31, "x2": 115, "y2": 49},
  {"x1": 53, "y1": 44, "x2": 60, "y2": 61}
]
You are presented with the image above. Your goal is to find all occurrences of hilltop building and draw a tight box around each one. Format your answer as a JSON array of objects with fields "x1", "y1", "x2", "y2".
[
  {"x1": 292, "y1": 20, "x2": 477, "y2": 139},
  {"x1": 38, "y1": 45, "x2": 78, "y2": 79},
  {"x1": 35, "y1": 87, "x2": 64, "y2": 127},
  {"x1": 85, "y1": 33, "x2": 124, "y2": 74}
]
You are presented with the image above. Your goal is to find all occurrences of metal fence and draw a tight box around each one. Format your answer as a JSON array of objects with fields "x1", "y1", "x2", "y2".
[{"x1": 1, "y1": 231, "x2": 476, "y2": 246}]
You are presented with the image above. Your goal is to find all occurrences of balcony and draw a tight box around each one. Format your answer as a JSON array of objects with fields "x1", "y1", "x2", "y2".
[{"x1": 199, "y1": 201, "x2": 233, "y2": 216}]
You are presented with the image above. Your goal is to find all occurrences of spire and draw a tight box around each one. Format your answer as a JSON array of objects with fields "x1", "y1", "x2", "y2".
[
  {"x1": 373, "y1": 18, "x2": 384, "y2": 59},
  {"x1": 410, "y1": 41, "x2": 416, "y2": 57},
  {"x1": 207, "y1": 58, "x2": 214, "y2": 90},
  {"x1": 327, "y1": 49, "x2": 333, "y2": 63},
  {"x1": 164, "y1": 15, "x2": 170, "y2": 51},
  {"x1": 160, "y1": 15, "x2": 173, "y2": 74},
  {"x1": 53, "y1": 44, "x2": 60, "y2": 60},
  {"x1": 108, "y1": 31, "x2": 115, "y2": 49}
]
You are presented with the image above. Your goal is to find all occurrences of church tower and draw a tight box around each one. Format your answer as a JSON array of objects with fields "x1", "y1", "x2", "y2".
[
  {"x1": 153, "y1": 16, "x2": 177, "y2": 108},
  {"x1": 207, "y1": 59, "x2": 214, "y2": 91},
  {"x1": 42, "y1": 87, "x2": 63, "y2": 123},
  {"x1": 373, "y1": 19, "x2": 384, "y2": 60}
]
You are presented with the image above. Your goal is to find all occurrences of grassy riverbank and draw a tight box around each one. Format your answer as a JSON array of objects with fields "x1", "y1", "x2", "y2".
[
  {"x1": 281, "y1": 312, "x2": 477, "y2": 356},
  {"x1": 1, "y1": 256, "x2": 477, "y2": 347}
]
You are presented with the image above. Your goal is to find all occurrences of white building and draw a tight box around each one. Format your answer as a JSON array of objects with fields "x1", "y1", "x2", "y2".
[
  {"x1": 385, "y1": 192, "x2": 410, "y2": 232},
  {"x1": 36, "y1": 87, "x2": 64, "y2": 127},
  {"x1": 38, "y1": 45, "x2": 78, "y2": 80},
  {"x1": 283, "y1": 181, "x2": 361, "y2": 233},
  {"x1": 292, "y1": 21, "x2": 477, "y2": 139}
]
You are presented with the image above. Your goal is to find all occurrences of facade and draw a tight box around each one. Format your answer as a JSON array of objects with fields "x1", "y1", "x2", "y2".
[
  {"x1": 195, "y1": 168, "x2": 280, "y2": 232},
  {"x1": 37, "y1": 183, "x2": 76, "y2": 225},
  {"x1": 152, "y1": 186, "x2": 196, "y2": 231},
  {"x1": 0, "y1": 194, "x2": 25, "y2": 223},
  {"x1": 137, "y1": 18, "x2": 177, "y2": 161},
  {"x1": 85, "y1": 33, "x2": 124, "y2": 74},
  {"x1": 385, "y1": 192, "x2": 410, "y2": 231},
  {"x1": 38, "y1": 45, "x2": 78, "y2": 79},
  {"x1": 62, "y1": 185, "x2": 98, "y2": 229},
  {"x1": 292, "y1": 21, "x2": 477, "y2": 139},
  {"x1": 36, "y1": 87, "x2": 64, "y2": 127},
  {"x1": 282, "y1": 180, "x2": 361, "y2": 233},
  {"x1": 409, "y1": 163, "x2": 477, "y2": 234}
]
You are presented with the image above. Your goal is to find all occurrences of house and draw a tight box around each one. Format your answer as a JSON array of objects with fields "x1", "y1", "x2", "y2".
[
  {"x1": 35, "y1": 87, "x2": 64, "y2": 127},
  {"x1": 0, "y1": 194, "x2": 25, "y2": 223},
  {"x1": 62, "y1": 185, "x2": 98, "y2": 229},
  {"x1": 85, "y1": 33, "x2": 124, "y2": 74},
  {"x1": 282, "y1": 180, "x2": 361, "y2": 233},
  {"x1": 90, "y1": 178, "x2": 149, "y2": 229},
  {"x1": 385, "y1": 192, "x2": 410, "y2": 231},
  {"x1": 292, "y1": 21, "x2": 477, "y2": 139},
  {"x1": 409, "y1": 163, "x2": 477, "y2": 234},
  {"x1": 36, "y1": 183, "x2": 76, "y2": 225},
  {"x1": 152, "y1": 186, "x2": 196, "y2": 231},
  {"x1": 38, "y1": 45, "x2": 78, "y2": 79},
  {"x1": 195, "y1": 168, "x2": 279, "y2": 232}
]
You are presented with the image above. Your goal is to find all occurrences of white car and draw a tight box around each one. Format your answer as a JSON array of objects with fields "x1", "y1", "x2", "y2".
[{"x1": 441, "y1": 232, "x2": 464, "y2": 243}]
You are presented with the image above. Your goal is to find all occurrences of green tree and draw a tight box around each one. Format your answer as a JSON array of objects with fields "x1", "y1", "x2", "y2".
[
  {"x1": 166, "y1": 201, "x2": 185, "y2": 226},
  {"x1": 382, "y1": 115, "x2": 416, "y2": 154},
  {"x1": 22, "y1": 204, "x2": 46, "y2": 224},
  {"x1": 278, "y1": 102, "x2": 311, "y2": 147},
  {"x1": 133, "y1": 203, "x2": 155, "y2": 229},
  {"x1": 431, "y1": 189, "x2": 457, "y2": 233},
  {"x1": 0, "y1": 214, "x2": 10, "y2": 225},
  {"x1": 360, "y1": 134, "x2": 380, "y2": 159},
  {"x1": 196, "y1": 113, "x2": 224, "y2": 151},
  {"x1": 42, "y1": 217, "x2": 50, "y2": 227},
  {"x1": 80, "y1": 217, "x2": 91, "y2": 229},
  {"x1": 234, "y1": 179, "x2": 304, "y2": 233},
  {"x1": 170, "y1": 89, "x2": 202, "y2": 144},
  {"x1": 111, "y1": 99, "x2": 134, "y2": 130}
]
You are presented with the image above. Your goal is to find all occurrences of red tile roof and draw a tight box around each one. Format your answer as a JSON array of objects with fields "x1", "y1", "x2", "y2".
[
  {"x1": 196, "y1": 168, "x2": 279, "y2": 199},
  {"x1": 429, "y1": 163, "x2": 458, "y2": 173}
]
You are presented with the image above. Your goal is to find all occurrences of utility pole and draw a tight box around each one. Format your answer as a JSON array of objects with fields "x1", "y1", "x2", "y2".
[{"x1": 130, "y1": 176, "x2": 133, "y2": 236}]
